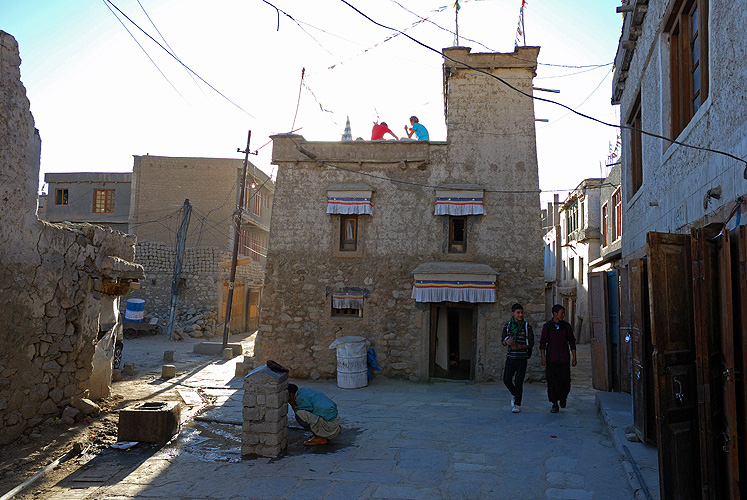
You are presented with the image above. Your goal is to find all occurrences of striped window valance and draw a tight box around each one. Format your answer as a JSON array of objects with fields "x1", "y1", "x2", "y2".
[
  {"x1": 331, "y1": 292, "x2": 364, "y2": 309},
  {"x1": 411, "y1": 262, "x2": 497, "y2": 303},
  {"x1": 434, "y1": 189, "x2": 484, "y2": 216},
  {"x1": 327, "y1": 189, "x2": 373, "y2": 215}
]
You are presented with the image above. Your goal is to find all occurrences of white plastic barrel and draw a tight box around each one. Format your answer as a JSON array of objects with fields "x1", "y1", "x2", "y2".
[
  {"x1": 125, "y1": 298, "x2": 145, "y2": 323},
  {"x1": 329, "y1": 336, "x2": 369, "y2": 389}
]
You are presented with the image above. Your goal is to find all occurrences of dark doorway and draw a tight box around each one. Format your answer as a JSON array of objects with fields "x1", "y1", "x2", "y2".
[{"x1": 430, "y1": 304, "x2": 475, "y2": 380}]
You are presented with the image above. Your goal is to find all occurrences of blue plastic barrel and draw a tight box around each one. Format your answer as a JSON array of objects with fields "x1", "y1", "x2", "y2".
[{"x1": 125, "y1": 298, "x2": 145, "y2": 323}]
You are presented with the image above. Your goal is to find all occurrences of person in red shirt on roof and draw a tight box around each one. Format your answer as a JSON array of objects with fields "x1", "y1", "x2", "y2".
[{"x1": 371, "y1": 121, "x2": 398, "y2": 140}]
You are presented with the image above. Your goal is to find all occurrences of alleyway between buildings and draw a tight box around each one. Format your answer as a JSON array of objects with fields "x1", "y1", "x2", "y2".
[{"x1": 3, "y1": 335, "x2": 653, "y2": 500}]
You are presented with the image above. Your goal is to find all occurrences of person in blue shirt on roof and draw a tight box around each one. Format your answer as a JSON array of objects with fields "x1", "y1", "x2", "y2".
[
  {"x1": 404, "y1": 115, "x2": 429, "y2": 141},
  {"x1": 288, "y1": 383, "x2": 341, "y2": 446}
]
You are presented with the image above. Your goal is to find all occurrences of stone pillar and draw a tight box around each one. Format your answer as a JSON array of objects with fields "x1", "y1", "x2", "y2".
[{"x1": 242, "y1": 365, "x2": 288, "y2": 457}]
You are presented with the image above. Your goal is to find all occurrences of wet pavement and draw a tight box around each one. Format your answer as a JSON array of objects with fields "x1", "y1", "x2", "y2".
[{"x1": 27, "y1": 341, "x2": 656, "y2": 500}]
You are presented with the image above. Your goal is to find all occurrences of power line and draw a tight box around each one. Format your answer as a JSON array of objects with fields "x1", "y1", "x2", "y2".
[
  {"x1": 136, "y1": 0, "x2": 206, "y2": 97},
  {"x1": 101, "y1": 0, "x2": 185, "y2": 100},
  {"x1": 104, "y1": 0, "x2": 256, "y2": 118},
  {"x1": 337, "y1": 0, "x2": 747, "y2": 171}
]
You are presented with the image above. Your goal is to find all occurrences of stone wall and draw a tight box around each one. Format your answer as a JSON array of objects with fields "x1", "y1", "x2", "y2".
[
  {"x1": 0, "y1": 30, "x2": 142, "y2": 444},
  {"x1": 127, "y1": 241, "x2": 264, "y2": 337},
  {"x1": 255, "y1": 47, "x2": 545, "y2": 383}
]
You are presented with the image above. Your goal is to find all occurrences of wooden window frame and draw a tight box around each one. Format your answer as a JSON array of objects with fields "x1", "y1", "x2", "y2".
[
  {"x1": 666, "y1": 0, "x2": 709, "y2": 139},
  {"x1": 448, "y1": 216, "x2": 467, "y2": 253},
  {"x1": 569, "y1": 257, "x2": 575, "y2": 280},
  {"x1": 579, "y1": 257, "x2": 584, "y2": 285},
  {"x1": 613, "y1": 189, "x2": 622, "y2": 241},
  {"x1": 602, "y1": 203, "x2": 609, "y2": 247},
  {"x1": 627, "y1": 94, "x2": 643, "y2": 196},
  {"x1": 566, "y1": 201, "x2": 578, "y2": 237},
  {"x1": 340, "y1": 215, "x2": 358, "y2": 252},
  {"x1": 55, "y1": 188, "x2": 68, "y2": 205},
  {"x1": 93, "y1": 189, "x2": 115, "y2": 213}
]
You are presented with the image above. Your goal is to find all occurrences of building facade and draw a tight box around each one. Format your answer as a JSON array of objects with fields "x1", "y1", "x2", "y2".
[
  {"x1": 611, "y1": 1, "x2": 747, "y2": 497},
  {"x1": 43, "y1": 172, "x2": 132, "y2": 232},
  {"x1": 255, "y1": 47, "x2": 545, "y2": 382},
  {"x1": 127, "y1": 156, "x2": 273, "y2": 335}
]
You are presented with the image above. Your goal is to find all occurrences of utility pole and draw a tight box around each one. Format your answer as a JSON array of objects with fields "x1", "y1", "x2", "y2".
[
  {"x1": 223, "y1": 130, "x2": 252, "y2": 350},
  {"x1": 167, "y1": 199, "x2": 192, "y2": 339}
]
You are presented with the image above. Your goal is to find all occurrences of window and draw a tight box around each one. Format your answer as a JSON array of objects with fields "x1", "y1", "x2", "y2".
[
  {"x1": 332, "y1": 306, "x2": 363, "y2": 318},
  {"x1": 55, "y1": 189, "x2": 68, "y2": 205},
  {"x1": 627, "y1": 94, "x2": 643, "y2": 196},
  {"x1": 667, "y1": 0, "x2": 709, "y2": 138},
  {"x1": 93, "y1": 189, "x2": 115, "y2": 213},
  {"x1": 239, "y1": 228, "x2": 251, "y2": 256},
  {"x1": 340, "y1": 215, "x2": 358, "y2": 251},
  {"x1": 569, "y1": 258, "x2": 575, "y2": 280},
  {"x1": 566, "y1": 201, "x2": 578, "y2": 236},
  {"x1": 602, "y1": 203, "x2": 609, "y2": 247},
  {"x1": 580, "y1": 201, "x2": 585, "y2": 229},
  {"x1": 579, "y1": 258, "x2": 584, "y2": 285},
  {"x1": 449, "y1": 217, "x2": 467, "y2": 253},
  {"x1": 613, "y1": 189, "x2": 622, "y2": 240},
  {"x1": 253, "y1": 190, "x2": 263, "y2": 217}
]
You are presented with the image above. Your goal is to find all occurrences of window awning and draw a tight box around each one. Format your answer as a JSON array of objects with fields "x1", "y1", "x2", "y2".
[
  {"x1": 434, "y1": 187, "x2": 485, "y2": 216},
  {"x1": 331, "y1": 291, "x2": 364, "y2": 309},
  {"x1": 411, "y1": 262, "x2": 497, "y2": 303},
  {"x1": 327, "y1": 183, "x2": 374, "y2": 215}
]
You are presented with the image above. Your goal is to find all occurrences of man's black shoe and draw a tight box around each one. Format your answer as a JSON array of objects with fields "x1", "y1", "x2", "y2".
[
  {"x1": 559, "y1": 399, "x2": 567, "y2": 408},
  {"x1": 550, "y1": 403, "x2": 559, "y2": 413}
]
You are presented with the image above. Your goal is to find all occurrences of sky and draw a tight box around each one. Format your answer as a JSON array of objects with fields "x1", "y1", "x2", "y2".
[{"x1": 2, "y1": 0, "x2": 622, "y2": 207}]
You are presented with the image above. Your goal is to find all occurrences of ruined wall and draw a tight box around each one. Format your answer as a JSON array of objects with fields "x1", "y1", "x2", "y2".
[
  {"x1": 0, "y1": 31, "x2": 142, "y2": 444},
  {"x1": 128, "y1": 241, "x2": 264, "y2": 337}
]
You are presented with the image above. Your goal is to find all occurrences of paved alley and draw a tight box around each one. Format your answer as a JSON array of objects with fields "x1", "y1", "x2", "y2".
[{"x1": 24, "y1": 343, "x2": 637, "y2": 500}]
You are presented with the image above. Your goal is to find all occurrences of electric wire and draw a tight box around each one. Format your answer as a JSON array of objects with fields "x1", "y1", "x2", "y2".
[
  {"x1": 259, "y1": 0, "x2": 334, "y2": 56},
  {"x1": 101, "y1": 0, "x2": 185, "y2": 100},
  {"x1": 337, "y1": 0, "x2": 747, "y2": 170},
  {"x1": 136, "y1": 0, "x2": 206, "y2": 96},
  {"x1": 104, "y1": 0, "x2": 255, "y2": 118}
]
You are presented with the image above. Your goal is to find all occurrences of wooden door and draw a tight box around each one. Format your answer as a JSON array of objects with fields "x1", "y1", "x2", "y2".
[
  {"x1": 630, "y1": 258, "x2": 654, "y2": 443},
  {"x1": 732, "y1": 225, "x2": 747, "y2": 493},
  {"x1": 647, "y1": 232, "x2": 700, "y2": 500},
  {"x1": 248, "y1": 289, "x2": 260, "y2": 330},
  {"x1": 589, "y1": 271, "x2": 610, "y2": 391},
  {"x1": 618, "y1": 267, "x2": 632, "y2": 393},
  {"x1": 691, "y1": 227, "x2": 738, "y2": 499},
  {"x1": 222, "y1": 281, "x2": 245, "y2": 332}
]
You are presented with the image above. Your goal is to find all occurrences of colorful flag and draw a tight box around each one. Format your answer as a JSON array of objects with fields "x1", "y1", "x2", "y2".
[{"x1": 454, "y1": 1, "x2": 460, "y2": 11}]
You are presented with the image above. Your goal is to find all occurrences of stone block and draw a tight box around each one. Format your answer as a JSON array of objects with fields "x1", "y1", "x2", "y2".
[
  {"x1": 245, "y1": 365, "x2": 288, "y2": 385},
  {"x1": 193, "y1": 342, "x2": 242, "y2": 356},
  {"x1": 118, "y1": 401, "x2": 181, "y2": 443},
  {"x1": 245, "y1": 417, "x2": 287, "y2": 434},
  {"x1": 242, "y1": 393, "x2": 256, "y2": 406},
  {"x1": 265, "y1": 391, "x2": 288, "y2": 409},
  {"x1": 264, "y1": 405, "x2": 288, "y2": 421},
  {"x1": 162, "y1": 365, "x2": 176, "y2": 379},
  {"x1": 222, "y1": 348, "x2": 233, "y2": 360},
  {"x1": 243, "y1": 407, "x2": 260, "y2": 421},
  {"x1": 241, "y1": 432, "x2": 259, "y2": 445},
  {"x1": 72, "y1": 398, "x2": 100, "y2": 415},
  {"x1": 260, "y1": 432, "x2": 287, "y2": 447},
  {"x1": 123, "y1": 363, "x2": 135, "y2": 376},
  {"x1": 163, "y1": 350, "x2": 174, "y2": 362},
  {"x1": 112, "y1": 369, "x2": 122, "y2": 382}
]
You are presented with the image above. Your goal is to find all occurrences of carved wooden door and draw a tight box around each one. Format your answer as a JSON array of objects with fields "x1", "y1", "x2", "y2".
[
  {"x1": 630, "y1": 258, "x2": 654, "y2": 443},
  {"x1": 647, "y1": 232, "x2": 700, "y2": 499}
]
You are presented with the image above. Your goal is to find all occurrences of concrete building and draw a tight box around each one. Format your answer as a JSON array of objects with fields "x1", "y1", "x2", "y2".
[
  {"x1": 556, "y1": 178, "x2": 604, "y2": 344},
  {"x1": 255, "y1": 46, "x2": 545, "y2": 383},
  {"x1": 127, "y1": 156, "x2": 274, "y2": 335},
  {"x1": 43, "y1": 172, "x2": 132, "y2": 232}
]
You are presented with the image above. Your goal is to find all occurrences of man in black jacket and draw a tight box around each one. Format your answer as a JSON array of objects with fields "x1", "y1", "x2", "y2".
[
  {"x1": 540, "y1": 304, "x2": 577, "y2": 413},
  {"x1": 501, "y1": 303, "x2": 534, "y2": 413}
]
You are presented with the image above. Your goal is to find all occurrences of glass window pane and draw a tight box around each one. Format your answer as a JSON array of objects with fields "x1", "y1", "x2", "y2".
[
  {"x1": 691, "y1": 36, "x2": 699, "y2": 67},
  {"x1": 691, "y1": 6, "x2": 698, "y2": 34},
  {"x1": 345, "y1": 220, "x2": 355, "y2": 240}
]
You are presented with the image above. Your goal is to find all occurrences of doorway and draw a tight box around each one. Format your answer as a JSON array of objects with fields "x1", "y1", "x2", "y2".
[{"x1": 430, "y1": 303, "x2": 475, "y2": 380}]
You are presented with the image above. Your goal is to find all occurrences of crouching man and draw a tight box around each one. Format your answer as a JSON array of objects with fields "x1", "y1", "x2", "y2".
[{"x1": 288, "y1": 383, "x2": 341, "y2": 446}]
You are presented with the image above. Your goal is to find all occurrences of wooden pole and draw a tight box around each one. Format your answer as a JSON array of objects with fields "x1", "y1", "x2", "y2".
[{"x1": 223, "y1": 130, "x2": 252, "y2": 350}]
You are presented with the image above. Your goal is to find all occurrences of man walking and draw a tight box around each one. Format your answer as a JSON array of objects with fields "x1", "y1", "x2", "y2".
[
  {"x1": 540, "y1": 304, "x2": 577, "y2": 413},
  {"x1": 501, "y1": 303, "x2": 534, "y2": 413}
]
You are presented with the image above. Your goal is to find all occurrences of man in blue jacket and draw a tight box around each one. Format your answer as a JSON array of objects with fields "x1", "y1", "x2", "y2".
[{"x1": 288, "y1": 384, "x2": 341, "y2": 446}]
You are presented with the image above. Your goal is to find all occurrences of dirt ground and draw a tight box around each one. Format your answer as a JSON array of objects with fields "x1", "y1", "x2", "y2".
[{"x1": 0, "y1": 331, "x2": 255, "y2": 499}]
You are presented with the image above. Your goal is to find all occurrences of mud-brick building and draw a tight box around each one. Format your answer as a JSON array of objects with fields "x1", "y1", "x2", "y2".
[
  {"x1": 255, "y1": 46, "x2": 545, "y2": 382},
  {"x1": 127, "y1": 155, "x2": 273, "y2": 334}
]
